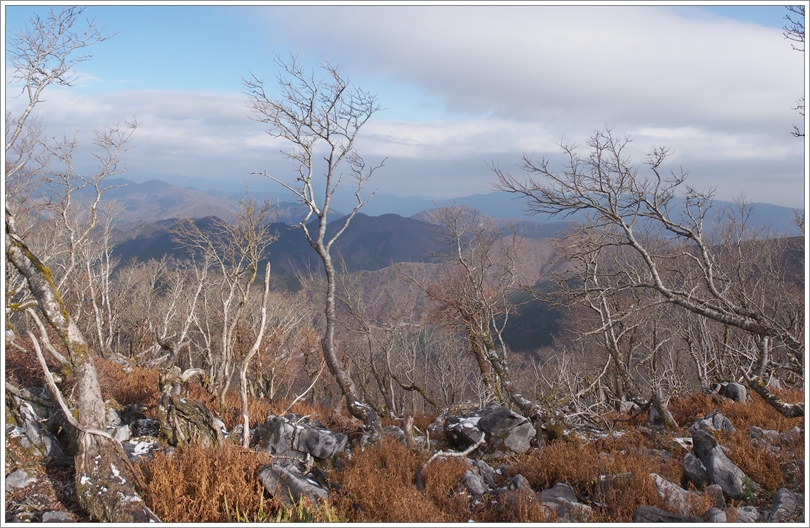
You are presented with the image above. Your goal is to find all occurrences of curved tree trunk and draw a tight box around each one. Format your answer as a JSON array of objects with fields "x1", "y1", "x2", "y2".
[
  {"x1": 321, "y1": 250, "x2": 381, "y2": 440},
  {"x1": 6, "y1": 209, "x2": 159, "y2": 522}
]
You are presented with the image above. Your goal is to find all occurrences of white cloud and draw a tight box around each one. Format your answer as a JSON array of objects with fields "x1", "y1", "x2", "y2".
[{"x1": 5, "y1": 5, "x2": 804, "y2": 208}]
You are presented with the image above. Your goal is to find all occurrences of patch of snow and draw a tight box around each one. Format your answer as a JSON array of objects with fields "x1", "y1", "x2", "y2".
[
  {"x1": 80, "y1": 476, "x2": 91, "y2": 485},
  {"x1": 111, "y1": 464, "x2": 120, "y2": 478},
  {"x1": 132, "y1": 441, "x2": 153, "y2": 456}
]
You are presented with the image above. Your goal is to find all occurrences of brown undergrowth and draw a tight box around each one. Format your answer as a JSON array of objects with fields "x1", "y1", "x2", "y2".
[
  {"x1": 10, "y1": 351, "x2": 804, "y2": 523},
  {"x1": 669, "y1": 390, "x2": 805, "y2": 493},
  {"x1": 135, "y1": 444, "x2": 272, "y2": 523}
]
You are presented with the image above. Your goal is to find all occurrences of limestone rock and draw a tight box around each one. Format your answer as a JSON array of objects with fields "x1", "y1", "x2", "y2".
[
  {"x1": 5, "y1": 468, "x2": 36, "y2": 489},
  {"x1": 42, "y1": 511, "x2": 75, "y2": 522},
  {"x1": 701, "y1": 507, "x2": 726, "y2": 522},
  {"x1": 718, "y1": 382, "x2": 747, "y2": 403},
  {"x1": 689, "y1": 411, "x2": 735, "y2": 435},
  {"x1": 445, "y1": 403, "x2": 535, "y2": 455},
  {"x1": 732, "y1": 505, "x2": 761, "y2": 523},
  {"x1": 682, "y1": 452, "x2": 707, "y2": 488},
  {"x1": 691, "y1": 429, "x2": 748, "y2": 500},
  {"x1": 156, "y1": 395, "x2": 224, "y2": 448},
  {"x1": 767, "y1": 488, "x2": 804, "y2": 523},
  {"x1": 461, "y1": 470, "x2": 489, "y2": 500},
  {"x1": 537, "y1": 482, "x2": 592, "y2": 521},
  {"x1": 259, "y1": 460, "x2": 329, "y2": 507},
  {"x1": 129, "y1": 418, "x2": 160, "y2": 438}
]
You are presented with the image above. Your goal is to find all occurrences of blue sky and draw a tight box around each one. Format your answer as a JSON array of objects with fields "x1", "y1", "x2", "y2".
[{"x1": 3, "y1": 2, "x2": 807, "y2": 210}]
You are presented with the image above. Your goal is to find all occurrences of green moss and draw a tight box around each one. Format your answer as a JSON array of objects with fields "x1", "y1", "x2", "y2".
[{"x1": 739, "y1": 476, "x2": 756, "y2": 502}]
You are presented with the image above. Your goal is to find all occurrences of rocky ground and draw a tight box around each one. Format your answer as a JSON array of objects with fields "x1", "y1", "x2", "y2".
[{"x1": 4, "y1": 377, "x2": 806, "y2": 523}]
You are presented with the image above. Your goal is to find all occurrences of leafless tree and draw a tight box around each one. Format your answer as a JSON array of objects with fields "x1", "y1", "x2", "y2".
[
  {"x1": 400, "y1": 206, "x2": 552, "y2": 422},
  {"x1": 171, "y1": 197, "x2": 277, "y2": 407},
  {"x1": 494, "y1": 127, "x2": 804, "y2": 417},
  {"x1": 783, "y1": 5, "x2": 805, "y2": 137},
  {"x1": 244, "y1": 54, "x2": 386, "y2": 439},
  {"x1": 4, "y1": 7, "x2": 160, "y2": 519}
]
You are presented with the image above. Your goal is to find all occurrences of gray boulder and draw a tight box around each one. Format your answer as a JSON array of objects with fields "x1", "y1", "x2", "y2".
[
  {"x1": 445, "y1": 416, "x2": 486, "y2": 449},
  {"x1": 382, "y1": 425, "x2": 406, "y2": 444},
  {"x1": 471, "y1": 459, "x2": 497, "y2": 488},
  {"x1": 252, "y1": 413, "x2": 347, "y2": 461},
  {"x1": 766, "y1": 488, "x2": 804, "y2": 523},
  {"x1": 5, "y1": 468, "x2": 36, "y2": 489},
  {"x1": 507, "y1": 473, "x2": 531, "y2": 492},
  {"x1": 42, "y1": 511, "x2": 75, "y2": 522},
  {"x1": 460, "y1": 470, "x2": 489, "y2": 500},
  {"x1": 650, "y1": 473, "x2": 692, "y2": 516},
  {"x1": 701, "y1": 507, "x2": 726, "y2": 522},
  {"x1": 537, "y1": 482, "x2": 592, "y2": 521},
  {"x1": 156, "y1": 395, "x2": 224, "y2": 448},
  {"x1": 8, "y1": 397, "x2": 66, "y2": 459},
  {"x1": 690, "y1": 411, "x2": 735, "y2": 435},
  {"x1": 718, "y1": 382, "x2": 747, "y2": 403},
  {"x1": 682, "y1": 452, "x2": 707, "y2": 488},
  {"x1": 130, "y1": 418, "x2": 160, "y2": 438},
  {"x1": 259, "y1": 460, "x2": 329, "y2": 507},
  {"x1": 111, "y1": 424, "x2": 131, "y2": 442},
  {"x1": 732, "y1": 505, "x2": 761, "y2": 523},
  {"x1": 252, "y1": 414, "x2": 296, "y2": 455},
  {"x1": 445, "y1": 403, "x2": 535, "y2": 455},
  {"x1": 650, "y1": 474, "x2": 722, "y2": 517},
  {"x1": 692, "y1": 429, "x2": 748, "y2": 500},
  {"x1": 293, "y1": 422, "x2": 347, "y2": 460}
]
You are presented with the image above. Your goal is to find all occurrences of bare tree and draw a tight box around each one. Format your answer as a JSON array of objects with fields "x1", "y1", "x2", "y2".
[
  {"x1": 783, "y1": 5, "x2": 805, "y2": 137},
  {"x1": 172, "y1": 197, "x2": 277, "y2": 407},
  {"x1": 4, "y1": 7, "x2": 159, "y2": 521},
  {"x1": 401, "y1": 206, "x2": 551, "y2": 422},
  {"x1": 494, "y1": 128, "x2": 804, "y2": 417},
  {"x1": 5, "y1": 6, "x2": 112, "y2": 153},
  {"x1": 243, "y1": 54, "x2": 386, "y2": 439}
]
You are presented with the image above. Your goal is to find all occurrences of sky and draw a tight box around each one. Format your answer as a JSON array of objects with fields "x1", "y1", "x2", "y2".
[{"x1": 3, "y1": 2, "x2": 808, "y2": 210}]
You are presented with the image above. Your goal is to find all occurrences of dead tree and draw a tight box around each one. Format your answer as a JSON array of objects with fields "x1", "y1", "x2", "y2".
[
  {"x1": 244, "y1": 54, "x2": 386, "y2": 439},
  {"x1": 494, "y1": 127, "x2": 804, "y2": 417}
]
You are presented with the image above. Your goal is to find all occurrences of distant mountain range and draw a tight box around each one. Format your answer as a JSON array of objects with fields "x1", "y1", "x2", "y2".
[
  {"x1": 112, "y1": 211, "x2": 561, "y2": 279},
  {"x1": 99, "y1": 178, "x2": 803, "y2": 236}
]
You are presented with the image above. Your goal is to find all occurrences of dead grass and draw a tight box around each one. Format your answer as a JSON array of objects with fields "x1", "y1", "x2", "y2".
[
  {"x1": 5, "y1": 343, "x2": 47, "y2": 388},
  {"x1": 135, "y1": 444, "x2": 271, "y2": 523},
  {"x1": 8, "y1": 346, "x2": 804, "y2": 523},
  {"x1": 330, "y1": 438, "x2": 467, "y2": 522},
  {"x1": 95, "y1": 357, "x2": 160, "y2": 410}
]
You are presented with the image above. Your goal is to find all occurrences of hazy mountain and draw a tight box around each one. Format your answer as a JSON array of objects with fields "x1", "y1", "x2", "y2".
[
  {"x1": 90, "y1": 179, "x2": 241, "y2": 230},
  {"x1": 99, "y1": 177, "x2": 801, "y2": 236},
  {"x1": 112, "y1": 212, "x2": 449, "y2": 276}
]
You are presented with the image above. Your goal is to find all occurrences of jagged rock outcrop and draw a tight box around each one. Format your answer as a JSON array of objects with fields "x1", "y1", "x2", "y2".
[
  {"x1": 536, "y1": 482, "x2": 592, "y2": 521},
  {"x1": 650, "y1": 473, "x2": 723, "y2": 516},
  {"x1": 445, "y1": 403, "x2": 535, "y2": 456},
  {"x1": 689, "y1": 411, "x2": 736, "y2": 435},
  {"x1": 691, "y1": 429, "x2": 750, "y2": 500},
  {"x1": 155, "y1": 367, "x2": 224, "y2": 448},
  {"x1": 6, "y1": 388, "x2": 67, "y2": 460},
  {"x1": 632, "y1": 505, "x2": 702, "y2": 522},
  {"x1": 251, "y1": 412, "x2": 348, "y2": 461},
  {"x1": 765, "y1": 488, "x2": 804, "y2": 523}
]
